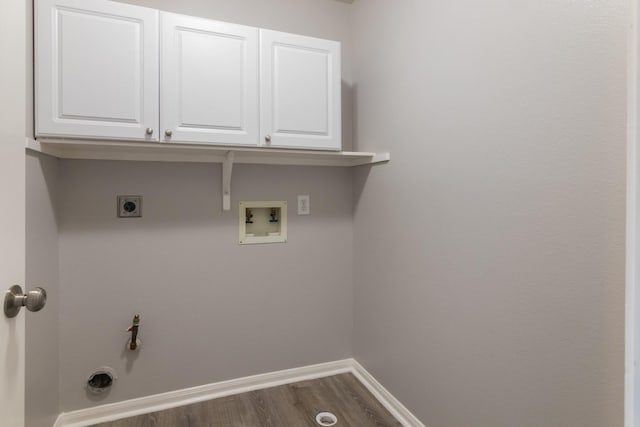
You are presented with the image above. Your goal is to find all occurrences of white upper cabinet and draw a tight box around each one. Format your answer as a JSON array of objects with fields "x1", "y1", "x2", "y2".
[
  {"x1": 35, "y1": 0, "x2": 159, "y2": 141},
  {"x1": 35, "y1": 0, "x2": 343, "y2": 151},
  {"x1": 260, "y1": 30, "x2": 341, "y2": 151},
  {"x1": 161, "y1": 13, "x2": 259, "y2": 146}
]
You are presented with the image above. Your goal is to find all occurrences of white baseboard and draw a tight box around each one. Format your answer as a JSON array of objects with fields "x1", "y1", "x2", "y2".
[{"x1": 54, "y1": 358, "x2": 424, "y2": 427}]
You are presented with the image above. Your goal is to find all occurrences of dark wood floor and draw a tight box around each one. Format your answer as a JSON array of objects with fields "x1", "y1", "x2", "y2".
[{"x1": 91, "y1": 373, "x2": 402, "y2": 427}]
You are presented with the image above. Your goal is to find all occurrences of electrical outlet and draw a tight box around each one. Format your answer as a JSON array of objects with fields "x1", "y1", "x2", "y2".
[
  {"x1": 297, "y1": 195, "x2": 310, "y2": 215},
  {"x1": 118, "y1": 195, "x2": 142, "y2": 218}
]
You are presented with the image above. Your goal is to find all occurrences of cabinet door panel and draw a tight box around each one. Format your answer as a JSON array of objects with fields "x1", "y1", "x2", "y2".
[
  {"x1": 36, "y1": 0, "x2": 158, "y2": 140},
  {"x1": 161, "y1": 13, "x2": 258, "y2": 145},
  {"x1": 260, "y1": 30, "x2": 341, "y2": 151},
  {"x1": 275, "y1": 46, "x2": 329, "y2": 134}
]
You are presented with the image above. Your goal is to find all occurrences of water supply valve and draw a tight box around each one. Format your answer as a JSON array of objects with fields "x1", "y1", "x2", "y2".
[{"x1": 127, "y1": 314, "x2": 141, "y2": 350}]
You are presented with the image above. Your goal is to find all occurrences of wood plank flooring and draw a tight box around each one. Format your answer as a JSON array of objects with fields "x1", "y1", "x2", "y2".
[{"x1": 91, "y1": 373, "x2": 402, "y2": 427}]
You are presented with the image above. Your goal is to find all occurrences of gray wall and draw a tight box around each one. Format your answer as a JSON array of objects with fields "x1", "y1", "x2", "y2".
[
  {"x1": 25, "y1": 152, "x2": 60, "y2": 427},
  {"x1": 351, "y1": 1, "x2": 627, "y2": 426},
  {"x1": 24, "y1": 0, "x2": 629, "y2": 423},
  {"x1": 25, "y1": 1, "x2": 58, "y2": 426},
  {"x1": 57, "y1": 161, "x2": 354, "y2": 410},
  {"x1": 49, "y1": 0, "x2": 356, "y2": 412}
]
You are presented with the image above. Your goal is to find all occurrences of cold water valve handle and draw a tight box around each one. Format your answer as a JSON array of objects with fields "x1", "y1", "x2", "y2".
[{"x1": 127, "y1": 314, "x2": 141, "y2": 350}]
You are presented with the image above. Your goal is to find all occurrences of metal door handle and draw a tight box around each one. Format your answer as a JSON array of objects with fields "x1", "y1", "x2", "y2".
[{"x1": 4, "y1": 285, "x2": 47, "y2": 318}]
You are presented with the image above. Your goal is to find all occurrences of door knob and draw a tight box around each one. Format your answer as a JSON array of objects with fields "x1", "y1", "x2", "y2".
[{"x1": 4, "y1": 285, "x2": 47, "y2": 318}]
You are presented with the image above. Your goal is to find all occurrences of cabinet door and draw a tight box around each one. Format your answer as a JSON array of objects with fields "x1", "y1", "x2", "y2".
[
  {"x1": 161, "y1": 13, "x2": 259, "y2": 146},
  {"x1": 35, "y1": 0, "x2": 159, "y2": 141},
  {"x1": 260, "y1": 30, "x2": 341, "y2": 151}
]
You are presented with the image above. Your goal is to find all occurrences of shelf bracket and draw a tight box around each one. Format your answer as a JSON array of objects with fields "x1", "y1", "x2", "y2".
[{"x1": 222, "y1": 151, "x2": 234, "y2": 211}]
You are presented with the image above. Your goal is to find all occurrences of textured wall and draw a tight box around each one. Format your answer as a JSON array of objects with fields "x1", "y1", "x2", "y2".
[
  {"x1": 57, "y1": 161, "x2": 354, "y2": 411},
  {"x1": 351, "y1": 1, "x2": 627, "y2": 426},
  {"x1": 26, "y1": 152, "x2": 60, "y2": 427}
]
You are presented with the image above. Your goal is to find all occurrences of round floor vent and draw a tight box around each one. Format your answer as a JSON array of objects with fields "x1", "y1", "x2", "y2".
[{"x1": 315, "y1": 411, "x2": 338, "y2": 426}]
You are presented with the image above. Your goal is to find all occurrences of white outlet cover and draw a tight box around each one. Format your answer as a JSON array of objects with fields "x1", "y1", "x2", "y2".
[{"x1": 297, "y1": 195, "x2": 310, "y2": 215}]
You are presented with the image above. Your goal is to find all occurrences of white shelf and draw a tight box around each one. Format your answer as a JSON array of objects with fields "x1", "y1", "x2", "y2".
[
  {"x1": 27, "y1": 138, "x2": 389, "y2": 167},
  {"x1": 26, "y1": 138, "x2": 390, "y2": 211}
]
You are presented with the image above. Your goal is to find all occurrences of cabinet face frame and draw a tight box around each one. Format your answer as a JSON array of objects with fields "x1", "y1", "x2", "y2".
[
  {"x1": 160, "y1": 13, "x2": 259, "y2": 146},
  {"x1": 35, "y1": 0, "x2": 159, "y2": 141},
  {"x1": 260, "y1": 29, "x2": 342, "y2": 151}
]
